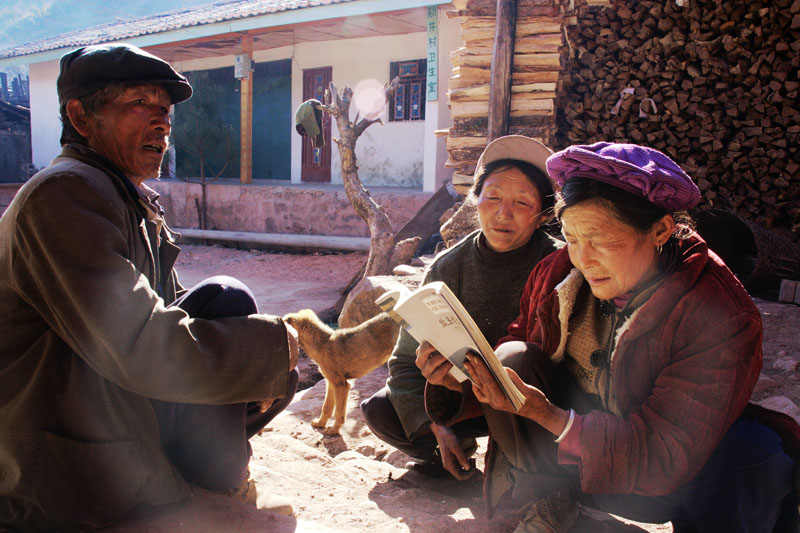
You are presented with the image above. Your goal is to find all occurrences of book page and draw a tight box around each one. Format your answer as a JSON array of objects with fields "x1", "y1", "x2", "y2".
[
  {"x1": 436, "y1": 284, "x2": 526, "y2": 410},
  {"x1": 414, "y1": 291, "x2": 475, "y2": 383},
  {"x1": 377, "y1": 284, "x2": 473, "y2": 382},
  {"x1": 376, "y1": 281, "x2": 525, "y2": 410}
]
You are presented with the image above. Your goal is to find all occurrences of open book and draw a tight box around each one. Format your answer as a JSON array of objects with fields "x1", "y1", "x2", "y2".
[{"x1": 375, "y1": 281, "x2": 525, "y2": 411}]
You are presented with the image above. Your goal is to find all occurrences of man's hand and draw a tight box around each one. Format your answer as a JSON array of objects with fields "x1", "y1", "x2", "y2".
[
  {"x1": 415, "y1": 341, "x2": 462, "y2": 392},
  {"x1": 258, "y1": 322, "x2": 300, "y2": 413},
  {"x1": 430, "y1": 423, "x2": 478, "y2": 481}
]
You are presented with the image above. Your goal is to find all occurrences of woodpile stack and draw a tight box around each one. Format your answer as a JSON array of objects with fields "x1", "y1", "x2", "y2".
[
  {"x1": 555, "y1": 0, "x2": 800, "y2": 242},
  {"x1": 443, "y1": 0, "x2": 566, "y2": 194}
]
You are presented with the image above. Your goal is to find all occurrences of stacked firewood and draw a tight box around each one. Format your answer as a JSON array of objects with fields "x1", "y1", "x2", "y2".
[
  {"x1": 555, "y1": 0, "x2": 800, "y2": 241},
  {"x1": 443, "y1": 0, "x2": 566, "y2": 195}
]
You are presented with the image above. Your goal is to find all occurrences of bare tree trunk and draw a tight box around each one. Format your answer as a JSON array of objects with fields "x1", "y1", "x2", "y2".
[{"x1": 325, "y1": 80, "x2": 405, "y2": 277}]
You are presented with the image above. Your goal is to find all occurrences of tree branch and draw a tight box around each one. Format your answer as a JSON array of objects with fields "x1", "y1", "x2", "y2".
[{"x1": 353, "y1": 117, "x2": 383, "y2": 138}]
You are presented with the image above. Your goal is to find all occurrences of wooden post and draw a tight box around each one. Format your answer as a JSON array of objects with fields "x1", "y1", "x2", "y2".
[
  {"x1": 779, "y1": 279, "x2": 800, "y2": 305},
  {"x1": 487, "y1": 0, "x2": 517, "y2": 141},
  {"x1": 239, "y1": 34, "x2": 253, "y2": 184}
]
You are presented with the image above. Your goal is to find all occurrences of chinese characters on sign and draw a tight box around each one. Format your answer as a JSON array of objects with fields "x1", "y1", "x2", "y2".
[{"x1": 426, "y1": 6, "x2": 438, "y2": 102}]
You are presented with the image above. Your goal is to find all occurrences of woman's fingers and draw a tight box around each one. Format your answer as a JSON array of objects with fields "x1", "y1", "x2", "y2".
[
  {"x1": 427, "y1": 356, "x2": 452, "y2": 382},
  {"x1": 415, "y1": 341, "x2": 436, "y2": 374},
  {"x1": 416, "y1": 342, "x2": 457, "y2": 387},
  {"x1": 465, "y1": 354, "x2": 498, "y2": 392},
  {"x1": 416, "y1": 341, "x2": 443, "y2": 371},
  {"x1": 466, "y1": 354, "x2": 513, "y2": 410}
]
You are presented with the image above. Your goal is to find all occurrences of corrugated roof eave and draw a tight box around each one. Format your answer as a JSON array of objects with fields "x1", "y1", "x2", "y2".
[{"x1": 0, "y1": 0, "x2": 344, "y2": 64}]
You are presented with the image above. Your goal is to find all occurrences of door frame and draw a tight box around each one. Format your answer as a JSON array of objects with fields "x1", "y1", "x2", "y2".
[{"x1": 301, "y1": 67, "x2": 332, "y2": 182}]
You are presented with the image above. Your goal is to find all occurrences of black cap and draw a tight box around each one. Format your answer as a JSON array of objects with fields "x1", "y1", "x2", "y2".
[{"x1": 57, "y1": 43, "x2": 192, "y2": 106}]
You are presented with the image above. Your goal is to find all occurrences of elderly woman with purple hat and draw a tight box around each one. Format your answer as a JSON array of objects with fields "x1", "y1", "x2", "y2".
[{"x1": 418, "y1": 142, "x2": 799, "y2": 531}]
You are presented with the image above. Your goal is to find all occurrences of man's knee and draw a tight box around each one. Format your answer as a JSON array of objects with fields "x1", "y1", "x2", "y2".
[
  {"x1": 200, "y1": 275, "x2": 250, "y2": 292},
  {"x1": 176, "y1": 276, "x2": 258, "y2": 318},
  {"x1": 201, "y1": 275, "x2": 257, "y2": 312}
]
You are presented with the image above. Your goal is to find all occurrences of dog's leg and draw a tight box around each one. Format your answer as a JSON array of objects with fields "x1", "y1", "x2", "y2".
[
  {"x1": 323, "y1": 379, "x2": 351, "y2": 436},
  {"x1": 312, "y1": 379, "x2": 335, "y2": 429}
]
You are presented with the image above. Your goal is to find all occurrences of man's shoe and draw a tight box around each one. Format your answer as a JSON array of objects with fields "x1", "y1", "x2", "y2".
[
  {"x1": 256, "y1": 492, "x2": 294, "y2": 516},
  {"x1": 226, "y1": 474, "x2": 294, "y2": 516},
  {"x1": 513, "y1": 486, "x2": 579, "y2": 533}
]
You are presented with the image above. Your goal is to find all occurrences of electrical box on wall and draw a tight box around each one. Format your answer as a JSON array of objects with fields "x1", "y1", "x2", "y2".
[{"x1": 234, "y1": 54, "x2": 253, "y2": 79}]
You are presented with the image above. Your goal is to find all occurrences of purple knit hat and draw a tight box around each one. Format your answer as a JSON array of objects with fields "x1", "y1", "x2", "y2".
[{"x1": 545, "y1": 142, "x2": 701, "y2": 211}]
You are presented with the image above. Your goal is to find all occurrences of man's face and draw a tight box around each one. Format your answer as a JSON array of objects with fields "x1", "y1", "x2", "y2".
[{"x1": 84, "y1": 84, "x2": 172, "y2": 184}]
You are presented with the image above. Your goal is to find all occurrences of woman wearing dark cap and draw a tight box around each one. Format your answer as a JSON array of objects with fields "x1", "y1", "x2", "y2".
[
  {"x1": 362, "y1": 135, "x2": 563, "y2": 480},
  {"x1": 418, "y1": 142, "x2": 799, "y2": 531}
]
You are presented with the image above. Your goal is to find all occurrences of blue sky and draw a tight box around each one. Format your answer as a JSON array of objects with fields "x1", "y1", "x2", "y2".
[{"x1": 0, "y1": 0, "x2": 209, "y2": 49}]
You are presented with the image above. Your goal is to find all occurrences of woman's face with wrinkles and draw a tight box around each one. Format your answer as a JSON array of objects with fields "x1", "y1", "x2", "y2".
[{"x1": 476, "y1": 166, "x2": 546, "y2": 253}]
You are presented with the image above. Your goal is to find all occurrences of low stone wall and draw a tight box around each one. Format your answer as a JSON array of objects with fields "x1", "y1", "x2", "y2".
[
  {"x1": 149, "y1": 179, "x2": 432, "y2": 238},
  {"x1": 1, "y1": 180, "x2": 431, "y2": 238}
]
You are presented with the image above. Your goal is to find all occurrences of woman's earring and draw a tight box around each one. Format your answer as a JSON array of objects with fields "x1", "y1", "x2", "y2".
[{"x1": 656, "y1": 244, "x2": 663, "y2": 255}]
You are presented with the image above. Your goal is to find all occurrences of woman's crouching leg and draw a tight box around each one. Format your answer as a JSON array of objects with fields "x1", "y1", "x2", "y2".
[
  {"x1": 587, "y1": 418, "x2": 798, "y2": 531},
  {"x1": 485, "y1": 342, "x2": 580, "y2": 503}
]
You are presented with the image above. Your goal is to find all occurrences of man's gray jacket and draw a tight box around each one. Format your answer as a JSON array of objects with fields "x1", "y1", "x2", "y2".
[{"x1": 0, "y1": 145, "x2": 291, "y2": 529}]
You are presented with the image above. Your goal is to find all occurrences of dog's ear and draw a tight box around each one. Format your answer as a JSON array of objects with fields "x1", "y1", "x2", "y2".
[{"x1": 298, "y1": 309, "x2": 318, "y2": 321}]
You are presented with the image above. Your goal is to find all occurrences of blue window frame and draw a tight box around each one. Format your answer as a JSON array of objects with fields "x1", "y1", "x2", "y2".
[{"x1": 389, "y1": 59, "x2": 427, "y2": 122}]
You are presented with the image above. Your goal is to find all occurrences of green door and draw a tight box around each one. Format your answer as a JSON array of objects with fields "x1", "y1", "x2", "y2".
[
  {"x1": 252, "y1": 59, "x2": 291, "y2": 180},
  {"x1": 173, "y1": 66, "x2": 240, "y2": 180}
]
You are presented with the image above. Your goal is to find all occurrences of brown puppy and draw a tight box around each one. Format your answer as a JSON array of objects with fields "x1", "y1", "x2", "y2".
[{"x1": 283, "y1": 309, "x2": 399, "y2": 435}]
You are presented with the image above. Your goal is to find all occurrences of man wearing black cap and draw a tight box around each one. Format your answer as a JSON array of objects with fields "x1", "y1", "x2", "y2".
[{"x1": 0, "y1": 43, "x2": 298, "y2": 529}]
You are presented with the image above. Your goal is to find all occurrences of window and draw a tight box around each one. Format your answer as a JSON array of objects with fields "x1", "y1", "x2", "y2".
[{"x1": 389, "y1": 59, "x2": 427, "y2": 122}]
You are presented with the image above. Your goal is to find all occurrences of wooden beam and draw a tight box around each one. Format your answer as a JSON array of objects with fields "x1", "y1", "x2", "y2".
[
  {"x1": 240, "y1": 34, "x2": 253, "y2": 184},
  {"x1": 487, "y1": 0, "x2": 517, "y2": 141}
]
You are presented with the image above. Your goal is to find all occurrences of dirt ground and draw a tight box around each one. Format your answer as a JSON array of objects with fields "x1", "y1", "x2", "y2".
[{"x1": 109, "y1": 243, "x2": 800, "y2": 533}]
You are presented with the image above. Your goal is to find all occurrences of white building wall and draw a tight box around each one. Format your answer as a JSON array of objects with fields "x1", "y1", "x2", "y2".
[
  {"x1": 28, "y1": 59, "x2": 61, "y2": 170},
  {"x1": 26, "y1": 18, "x2": 458, "y2": 191},
  {"x1": 290, "y1": 32, "x2": 428, "y2": 188}
]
